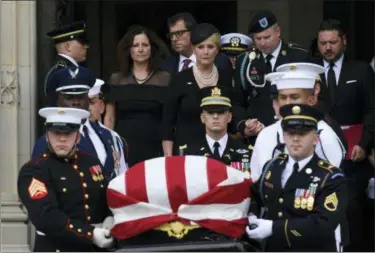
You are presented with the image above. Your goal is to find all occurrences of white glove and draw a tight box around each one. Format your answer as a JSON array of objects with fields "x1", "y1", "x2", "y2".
[
  {"x1": 93, "y1": 228, "x2": 114, "y2": 249},
  {"x1": 102, "y1": 216, "x2": 115, "y2": 230},
  {"x1": 91, "y1": 223, "x2": 103, "y2": 228},
  {"x1": 246, "y1": 217, "x2": 273, "y2": 240}
]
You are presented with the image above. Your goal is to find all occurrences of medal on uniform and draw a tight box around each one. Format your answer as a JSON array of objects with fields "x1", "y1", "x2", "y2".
[
  {"x1": 90, "y1": 165, "x2": 103, "y2": 182},
  {"x1": 294, "y1": 189, "x2": 302, "y2": 209},
  {"x1": 111, "y1": 145, "x2": 120, "y2": 170},
  {"x1": 301, "y1": 190, "x2": 308, "y2": 209},
  {"x1": 307, "y1": 183, "x2": 317, "y2": 211}
]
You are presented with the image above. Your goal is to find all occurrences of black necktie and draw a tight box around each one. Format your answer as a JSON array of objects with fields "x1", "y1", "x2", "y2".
[
  {"x1": 83, "y1": 125, "x2": 95, "y2": 151},
  {"x1": 327, "y1": 62, "x2": 337, "y2": 101},
  {"x1": 213, "y1": 142, "x2": 220, "y2": 158},
  {"x1": 293, "y1": 162, "x2": 299, "y2": 174},
  {"x1": 265, "y1": 54, "x2": 273, "y2": 73}
]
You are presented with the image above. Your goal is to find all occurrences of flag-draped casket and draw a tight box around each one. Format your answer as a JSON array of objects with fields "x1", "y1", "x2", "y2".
[{"x1": 107, "y1": 156, "x2": 257, "y2": 251}]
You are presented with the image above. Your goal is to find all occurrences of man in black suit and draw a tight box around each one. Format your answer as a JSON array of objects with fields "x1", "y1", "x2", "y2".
[
  {"x1": 234, "y1": 10, "x2": 310, "y2": 145},
  {"x1": 314, "y1": 19, "x2": 375, "y2": 251},
  {"x1": 44, "y1": 21, "x2": 90, "y2": 106},
  {"x1": 160, "y1": 12, "x2": 232, "y2": 74}
]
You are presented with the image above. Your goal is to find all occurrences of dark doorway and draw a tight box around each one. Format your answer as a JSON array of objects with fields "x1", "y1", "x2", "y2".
[
  {"x1": 75, "y1": 0, "x2": 237, "y2": 80},
  {"x1": 323, "y1": 0, "x2": 374, "y2": 62},
  {"x1": 114, "y1": 1, "x2": 237, "y2": 46}
]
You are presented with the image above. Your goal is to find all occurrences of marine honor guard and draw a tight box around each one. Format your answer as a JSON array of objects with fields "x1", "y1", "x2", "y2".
[
  {"x1": 247, "y1": 104, "x2": 348, "y2": 252},
  {"x1": 179, "y1": 86, "x2": 252, "y2": 174},
  {"x1": 44, "y1": 21, "x2": 90, "y2": 105},
  {"x1": 32, "y1": 67, "x2": 121, "y2": 180},
  {"x1": 18, "y1": 107, "x2": 114, "y2": 252},
  {"x1": 220, "y1": 33, "x2": 253, "y2": 69},
  {"x1": 234, "y1": 10, "x2": 310, "y2": 139},
  {"x1": 250, "y1": 63, "x2": 346, "y2": 182}
]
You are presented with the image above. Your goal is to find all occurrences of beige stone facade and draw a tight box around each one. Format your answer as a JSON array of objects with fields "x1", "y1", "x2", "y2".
[{"x1": 0, "y1": 0, "x2": 323, "y2": 251}]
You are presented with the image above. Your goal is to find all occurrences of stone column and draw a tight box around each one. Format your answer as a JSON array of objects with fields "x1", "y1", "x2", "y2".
[{"x1": 0, "y1": 1, "x2": 37, "y2": 252}]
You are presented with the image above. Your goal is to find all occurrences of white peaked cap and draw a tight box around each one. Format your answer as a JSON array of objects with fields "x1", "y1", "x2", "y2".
[
  {"x1": 267, "y1": 63, "x2": 325, "y2": 90},
  {"x1": 89, "y1": 79, "x2": 105, "y2": 96},
  {"x1": 220, "y1": 33, "x2": 253, "y2": 47},
  {"x1": 39, "y1": 107, "x2": 89, "y2": 125}
]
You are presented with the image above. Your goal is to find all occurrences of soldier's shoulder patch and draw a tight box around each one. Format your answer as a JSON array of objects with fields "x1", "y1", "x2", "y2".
[
  {"x1": 288, "y1": 42, "x2": 308, "y2": 52},
  {"x1": 56, "y1": 60, "x2": 67, "y2": 68}
]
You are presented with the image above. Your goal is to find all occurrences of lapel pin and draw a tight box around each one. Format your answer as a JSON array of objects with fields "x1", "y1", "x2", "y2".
[{"x1": 305, "y1": 168, "x2": 312, "y2": 174}]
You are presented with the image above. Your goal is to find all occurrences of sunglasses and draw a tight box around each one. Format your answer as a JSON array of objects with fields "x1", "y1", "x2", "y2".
[{"x1": 166, "y1": 29, "x2": 189, "y2": 39}]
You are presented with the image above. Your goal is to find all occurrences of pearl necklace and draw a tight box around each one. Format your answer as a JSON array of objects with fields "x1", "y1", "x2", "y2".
[{"x1": 193, "y1": 65, "x2": 219, "y2": 87}]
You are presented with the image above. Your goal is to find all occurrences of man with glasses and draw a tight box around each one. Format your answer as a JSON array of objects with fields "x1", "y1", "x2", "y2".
[
  {"x1": 44, "y1": 21, "x2": 90, "y2": 106},
  {"x1": 160, "y1": 12, "x2": 232, "y2": 73}
]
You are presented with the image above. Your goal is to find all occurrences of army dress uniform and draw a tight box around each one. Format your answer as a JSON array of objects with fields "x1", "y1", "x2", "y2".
[
  {"x1": 248, "y1": 104, "x2": 348, "y2": 252},
  {"x1": 179, "y1": 86, "x2": 252, "y2": 174},
  {"x1": 18, "y1": 108, "x2": 112, "y2": 252},
  {"x1": 234, "y1": 11, "x2": 309, "y2": 130},
  {"x1": 45, "y1": 21, "x2": 89, "y2": 105}
]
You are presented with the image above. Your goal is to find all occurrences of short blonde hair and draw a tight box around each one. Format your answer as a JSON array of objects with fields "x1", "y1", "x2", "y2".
[{"x1": 198, "y1": 33, "x2": 221, "y2": 49}]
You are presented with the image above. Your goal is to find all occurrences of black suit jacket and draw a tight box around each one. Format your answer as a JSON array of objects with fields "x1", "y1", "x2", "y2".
[
  {"x1": 313, "y1": 57, "x2": 374, "y2": 150},
  {"x1": 160, "y1": 52, "x2": 233, "y2": 74}
]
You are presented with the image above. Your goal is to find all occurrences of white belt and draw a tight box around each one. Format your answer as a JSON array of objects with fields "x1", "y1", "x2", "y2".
[{"x1": 36, "y1": 230, "x2": 46, "y2": 236}]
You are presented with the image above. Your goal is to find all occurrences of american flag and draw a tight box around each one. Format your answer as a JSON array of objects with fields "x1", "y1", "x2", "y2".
[{"x1": 107, "y1": 155, "x2": 252, "y2": 240}]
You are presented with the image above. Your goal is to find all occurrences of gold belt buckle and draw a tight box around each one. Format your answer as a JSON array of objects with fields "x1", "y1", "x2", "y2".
[{"x1": 154, "y1": 221, "x2": 200, "y2": 239}]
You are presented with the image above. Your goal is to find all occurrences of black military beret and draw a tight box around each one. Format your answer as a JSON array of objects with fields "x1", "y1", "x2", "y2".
[
  {"x1": 248, "y1": 10, "x2": 277, "y2": 34},
  {"x1": 47, "y1": 21, "x2": 89, "y2": 45},
  {"x1": 280, "y1": 104, "x2": 323, "y2": 132},
  {"x1": 200, "y1": 86, "x2": 232, "y2": 112},
  {"x1": 190, "y1": 23, "x2": 220, "y2": 45}
]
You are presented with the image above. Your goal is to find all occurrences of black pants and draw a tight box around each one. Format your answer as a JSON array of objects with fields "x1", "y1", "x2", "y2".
[{"x1": 343, "y1": 159, "x2": 373, "y2": 252}]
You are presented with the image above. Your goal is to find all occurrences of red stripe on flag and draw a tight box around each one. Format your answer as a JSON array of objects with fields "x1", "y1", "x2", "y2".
[
  {"x1": 126, "y1": 161, "x2": 148, "y2": 203},
  {"x1": 206, "y1": 158, "x2": 228, "y2": 190},
  {"x1": 165, "y1": 156, "x2": 188, "y2": 212},
  {"x1": 110, "y1": 214, "x2": 175, "y2": 239},
  {"x1": 189, "y1": 178, "x2": 251, "y2": 205},
  {"x1": 107, "y1": 188, "x2": 139, "y2": 208}
]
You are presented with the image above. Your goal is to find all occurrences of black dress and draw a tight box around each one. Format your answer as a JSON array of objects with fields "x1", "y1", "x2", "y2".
[
  {"x1": 107, "y1": 71, "x2": 170, "y2": 167},
  {"x1": 161, "y1": 67, "x2": 241, "y2": 154}
]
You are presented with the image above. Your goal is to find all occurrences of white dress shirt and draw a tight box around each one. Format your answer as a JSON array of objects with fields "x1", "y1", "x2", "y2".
[
  {"x1": 206, "y1": 134, "x2": 228, "y2": 157},
  {"x1": 262, "y1": 40, "x2": 282, "y2": 71},
  {"x1": 281, "y1": 155, "x2": 314, "y2": 188},
  {"x1": 80, "y1": 121, "x2": 107, "y2": 166},
  {"x1": 323, "y1": 54, "x2": 344, "y2": 86},
  {"x1": 58, "y1": 53, "x2": 79, "y2": 67},
  {"x1": 178, "y1": 54, "x2": 196, "y2": 72}
]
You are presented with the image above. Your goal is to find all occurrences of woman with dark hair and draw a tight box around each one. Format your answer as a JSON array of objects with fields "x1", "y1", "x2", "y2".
[
  {"x1": 104, "y1": 25, "x2": 171, "y2": 167},
  {"x1": 161, "y1": 23, "x2": 240, "y2": 156}
]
